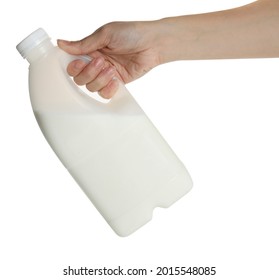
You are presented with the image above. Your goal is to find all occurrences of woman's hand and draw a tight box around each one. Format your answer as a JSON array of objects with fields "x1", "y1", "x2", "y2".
[{"x1": 58, "y1": 21, "x2": 162, "y2": 98}]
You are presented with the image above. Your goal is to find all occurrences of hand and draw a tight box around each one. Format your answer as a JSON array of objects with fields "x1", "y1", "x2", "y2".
[{"x1": 58, "y1": 21, "x2": 161, "y2": 98}]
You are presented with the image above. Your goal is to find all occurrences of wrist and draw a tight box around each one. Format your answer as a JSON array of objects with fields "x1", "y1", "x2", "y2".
[
  {"x1": 154, "y1": 17, "x2": 195, "y2": 64},
  {"x1": 136, "y1": 19, "x2": 183, "y2": 66}
]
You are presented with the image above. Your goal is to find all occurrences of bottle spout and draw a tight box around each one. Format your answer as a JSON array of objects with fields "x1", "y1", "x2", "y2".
[{"x1": 16, "y1": 28, "x2": 53, "y2": 63}]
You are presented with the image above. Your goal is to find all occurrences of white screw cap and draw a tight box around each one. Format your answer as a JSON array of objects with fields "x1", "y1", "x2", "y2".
[{"x1": 16, "y1": 28, "x2": 50, "y2": 58}]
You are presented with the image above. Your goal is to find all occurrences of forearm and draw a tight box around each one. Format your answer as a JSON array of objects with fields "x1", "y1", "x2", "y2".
[{"x1": 155, "y1": 0, "x2": 279, "y2": 63}]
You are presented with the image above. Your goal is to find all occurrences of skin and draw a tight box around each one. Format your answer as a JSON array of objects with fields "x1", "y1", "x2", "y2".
[{"x1": 58, "y1": 0, "x2": 279, "y2": 99}]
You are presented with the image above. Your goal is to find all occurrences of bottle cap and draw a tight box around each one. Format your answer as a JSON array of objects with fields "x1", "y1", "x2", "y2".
[{"x1": 16, "y1": 28, "x2": 50, "y2": 58}]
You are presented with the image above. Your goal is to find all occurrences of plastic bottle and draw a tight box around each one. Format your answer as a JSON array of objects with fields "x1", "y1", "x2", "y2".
[{"x1": 16, "y1": 28, "x2": 193, "y2": 236}]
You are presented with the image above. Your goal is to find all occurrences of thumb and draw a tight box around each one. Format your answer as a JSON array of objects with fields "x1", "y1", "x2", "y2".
[{"x1": 57, "y1": 31, "x2": 105, "y2": 55}]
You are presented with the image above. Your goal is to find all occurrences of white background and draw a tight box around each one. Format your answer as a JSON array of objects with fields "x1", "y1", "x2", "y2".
[{"x1": 1, "y1": 0, "x2": 279, "y2": 279}]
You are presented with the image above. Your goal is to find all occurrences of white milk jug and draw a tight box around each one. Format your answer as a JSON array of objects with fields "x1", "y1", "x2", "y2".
[{"x1": 16, "y1": 28, "x2": 193, "y2": 236}]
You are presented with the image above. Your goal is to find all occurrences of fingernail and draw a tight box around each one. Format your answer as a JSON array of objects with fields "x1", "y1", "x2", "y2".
[
  {"x1": 57, "y1": 39, "x2": 70, "y2": 46},
  {"x1": 73, "y1": 60, "x2": 86, "y2": 70},
  {"x1": 106, "y1": 66, "x2": 116, "y2": 76},
  {"x1": 93, "y1": 57, "x2": 104, "y2": 68}
]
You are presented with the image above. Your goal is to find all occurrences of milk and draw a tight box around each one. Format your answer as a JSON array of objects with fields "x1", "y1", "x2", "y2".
[{"x1": 17, "y1": 28, "x2": 193, "y2": 236}]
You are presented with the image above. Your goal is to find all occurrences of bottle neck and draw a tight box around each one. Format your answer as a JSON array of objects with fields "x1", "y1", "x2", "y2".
[{"x1": 26, "y1": 39, "x2": 54, "y2": 64}]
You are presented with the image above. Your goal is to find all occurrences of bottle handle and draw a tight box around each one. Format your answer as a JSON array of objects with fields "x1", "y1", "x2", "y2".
[
  {"x1": 59, "y1": 49, "x2": 142, "y2": 114},
  {"x1": 64, "y1": 52, "x2": 127, "y2": 104}
]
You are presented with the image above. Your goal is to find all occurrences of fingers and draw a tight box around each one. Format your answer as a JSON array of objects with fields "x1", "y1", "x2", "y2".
[
  {"x1": 85, "y1": 66, "x2": 116, "y2": 92},
  {"x1": 99, "y1": 78, "x2": 119, "y2": 99},
  {"x1": 67, "y1": 58, "x2": 119, "y2": 99},
  {"x1": 68, "y1": 57, "x2": 105, "y2": 85},
  {"x1": 58, "y1": 25, "x2": 120, "y2": 98}
]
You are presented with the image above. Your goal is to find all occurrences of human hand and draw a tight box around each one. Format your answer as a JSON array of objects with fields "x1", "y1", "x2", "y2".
[
  {"x1": 58, "y1": 1, "x2": 279, "y2": 99},
  {"x1": 58, "y1": 21, "x2": 162, "y2": 98}
]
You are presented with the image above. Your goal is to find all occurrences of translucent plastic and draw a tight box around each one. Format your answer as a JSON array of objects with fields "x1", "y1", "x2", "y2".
[{"x1": 17, "y1": 29, "x2": 193, "y2": 236}]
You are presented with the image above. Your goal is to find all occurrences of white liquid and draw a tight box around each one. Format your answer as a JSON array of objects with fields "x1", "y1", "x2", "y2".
[{"x1": 35, "y1": 112, "x2": 192, "y2": 236}]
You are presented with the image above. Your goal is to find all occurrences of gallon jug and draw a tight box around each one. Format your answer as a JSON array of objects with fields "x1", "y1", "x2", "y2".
[{"x1": 16, "y1": 28, "x2": 193, "y2": 236}]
